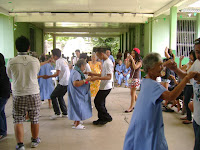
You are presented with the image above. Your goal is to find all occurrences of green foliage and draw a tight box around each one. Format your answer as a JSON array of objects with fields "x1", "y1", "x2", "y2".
[{"x1": 91, "y1": 37, "x2": 120, "y2": 58}]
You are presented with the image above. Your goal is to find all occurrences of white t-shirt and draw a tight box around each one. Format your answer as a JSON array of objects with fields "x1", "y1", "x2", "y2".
[
  {"x1": 84, "y1": 63, "x2": 91, "y2": 78},
  {"x1": 188, "y1": 59, "x2": 200, "y2": 125},
  {"x1": 99, "y1": 58, "x2": 113, "y2": 90},
  {"x1": 55, "y1": 58, "x2": 70, "y2": 86},
  {"x1": 6, "y1": 55, "x2": 40, "y2": 96},
  {"x1": 73, "y1": 57, "x2": 79, "y2": 66}
]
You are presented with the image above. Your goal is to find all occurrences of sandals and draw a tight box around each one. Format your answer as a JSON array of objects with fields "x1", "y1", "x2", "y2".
[
  {"x1": 71, "y1": 121, "x2": 83, "y2": 126},
  {"x1": 72, "y1": 124, "x2": 86, "y2": 130},
  {"x1": 124, "y1": 108, "x2": 134, "y2": 113}
]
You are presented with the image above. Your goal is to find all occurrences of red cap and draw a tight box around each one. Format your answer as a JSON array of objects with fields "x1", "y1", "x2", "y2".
[{"x1": 133, "y1": 48, "x2": 140, "y2": 54}]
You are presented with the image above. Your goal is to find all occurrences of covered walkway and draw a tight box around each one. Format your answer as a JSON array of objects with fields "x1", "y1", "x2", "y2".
[{"x1": 0, "y1": 87, "x2": 194, "y2": 150}]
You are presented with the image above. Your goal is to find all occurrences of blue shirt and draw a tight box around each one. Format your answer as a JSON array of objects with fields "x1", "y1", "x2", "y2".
[
  {"x1": 124, "y1": 78, "x2": 168, "y2": 150},
  {"x1": 115, "y1": 64, "x2": 124, "y2": 73},
  {"x1": 123, "y1": 65, "x2": 131, "y2": 74},
  {"x1": 109, "y1": 55, "x2": 115, "y2": 63}
]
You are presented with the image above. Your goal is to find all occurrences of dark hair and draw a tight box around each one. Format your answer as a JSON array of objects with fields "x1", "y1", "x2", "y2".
[
  {"x1": 132, "y1": 50, "x2": 142, "y2": 62},
  {"x1": 94, "y1": 47, "x2": 107, "y2": 53},
  {"x1": 80, "y1": 53, "x2": 87, "y2": 60},
  {"x1": 189, "y1": 50, "x2": 196, "y2": 61},
  {"x1": 51, "y1": 48, "x2": 61, "y2": 58},
  {"x1": 0, "y1": 53, "x2": 5, "y2": 67},
  {"x1": 40, "y1": 54, "x2": 46, "y2": 62},
  {"x1": 75, "y1": 49, "x2": 80, "y2": 53},
  {"x1": 194, "y1": 38, "x2": 200, "y2": 45},
  {"x1": 15, "y1": 36, "x2": 30, "y2": 52}
]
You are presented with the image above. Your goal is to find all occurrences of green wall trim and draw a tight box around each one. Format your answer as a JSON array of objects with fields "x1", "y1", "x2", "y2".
[{"x1": 170, "y1": 6, "x2": 177, "y2": 51}]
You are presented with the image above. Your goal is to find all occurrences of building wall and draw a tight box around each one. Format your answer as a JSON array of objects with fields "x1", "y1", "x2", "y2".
[
  {"x1": 152, "y1": 15, "x2": 170, "y2": 58},
  {"x1": 14, "y1": 23, "x2": 43, "y2": 57},
  {"x1": 0, "y1": 14, "x2": 14, "y2": 63}
]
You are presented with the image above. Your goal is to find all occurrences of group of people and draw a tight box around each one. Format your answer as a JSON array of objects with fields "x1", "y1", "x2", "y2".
[
  {"x1": 0, "y1": 36, "x2": 115, "y2": 150},
  {"x1": 123, "y1": 40, "x2": 200, "y2": 150},
  {"x1": 0, "y1": 35, "x2": 200, "y2": 150}
]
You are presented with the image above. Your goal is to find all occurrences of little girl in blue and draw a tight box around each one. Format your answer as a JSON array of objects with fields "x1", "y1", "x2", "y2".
[
  {"x1": 68, "y1": 59, "x2": 92, "y2": 130},
  {"x1": 123, "y1": 53, "x2": 197, "y2": 150},
  {"x1": 38, "y1": 55, "x2": 54, "y2": 108}
]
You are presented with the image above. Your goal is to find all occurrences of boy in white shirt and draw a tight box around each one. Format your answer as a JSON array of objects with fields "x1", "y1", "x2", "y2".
[
  {"x1": 89, "y1": 47, "x2": 113, "y2": 125},
  {"x1": 42, "y1": 49, "x2": 70, "y2": 120}
]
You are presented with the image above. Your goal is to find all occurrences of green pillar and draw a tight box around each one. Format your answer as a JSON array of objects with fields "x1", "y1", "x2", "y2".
[
  {"x1": 123, "y1": 33, "x2": 126, "y2": 52},
  {"x1": 53, "y1": 34, "x2": 56, "y2": 49},
  {"x1": 169, "y1": 6, "x2": 177, "y2": 52},
  {"x1": 126, "y1": 32, "x2": 129, "y2": 50},
  {"x1": 196, "y1": 13, "x2": 200, "y2": 39},
  {"x1": 135, "y1": 25, "x2": 141, "y2": 48}
]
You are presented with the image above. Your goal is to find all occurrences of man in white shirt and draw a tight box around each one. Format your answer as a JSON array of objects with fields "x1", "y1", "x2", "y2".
[
  {"x1": 42, "y1": 49, "x2": 70, "y2": 120},
  {"x1": 89, "y1": 47, "x2": 114, "y2": 125},
  {"x1": 6, "y1": 36, "x2": 41, "y2": 150},
  {"x1": 72, "y1": 49, "x2": 80, "y2": 66},
  {"x1": 166, "y1": 38, "x2": 200, "y2": 150}
]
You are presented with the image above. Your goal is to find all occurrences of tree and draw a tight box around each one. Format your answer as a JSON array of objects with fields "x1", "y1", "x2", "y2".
[{"x1": 91, "y1": 37, "x2": 120, "y2": 58}]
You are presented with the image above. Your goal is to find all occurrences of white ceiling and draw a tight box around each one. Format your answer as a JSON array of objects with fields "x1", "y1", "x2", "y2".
[
  {"x1": 1, "y1": 0, "x2": 175, "y2": 13},
  {"x1": 0, "y1": 0, "x2": 199, "y2": 37}
]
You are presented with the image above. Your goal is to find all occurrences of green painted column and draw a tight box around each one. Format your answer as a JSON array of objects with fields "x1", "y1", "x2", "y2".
[
  {"x1": 123, "y1": 33, "x2": 126, "y2": 52},
  {"x1": 121, "y1": 34, "x2": 124, "y2": 52},
  {"x1": 126, "y1": 32, "x2": 129, "y2": 51},
  {"x1": 196, "y1": 13, "x2": 200, "y2": 39},
  {"x1": 53, "y1": 34, "x2": 56, "y2": 49},
  {"x1": 169, "y1": 6, "x2": 177, "y2": 52},
  {"x1": 135, "y1": 25, "x2": 141, "y2": 49}
]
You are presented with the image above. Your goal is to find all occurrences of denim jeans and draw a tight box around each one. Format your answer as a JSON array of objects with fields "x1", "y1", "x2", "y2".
[
  {"x1": 50, "y1": 84, "x2": 68, "y2": 115},
  {"x1": 193, "y1": 120, "x2": 200, "y2": 150},
  {"x1": 0, "y1": 97, "x2": 8, "y2": 136}
]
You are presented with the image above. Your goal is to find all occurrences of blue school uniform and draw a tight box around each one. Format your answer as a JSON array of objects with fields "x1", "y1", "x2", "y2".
[
  {"x1": 123, "y1": 66, "x2": 131, "y2": 86},
  {"x1": 115, "y1": 64, "x2": 124, "y2": 85},
  {"x1": 124, "y1": 78, "x2": 168, "y2": 150},
  {"x1": 68, "y1": 69, "x2": 92, "y2": 121},
  {"x1": 38, "y1": 63, "x2": 54, "y2": 100}
]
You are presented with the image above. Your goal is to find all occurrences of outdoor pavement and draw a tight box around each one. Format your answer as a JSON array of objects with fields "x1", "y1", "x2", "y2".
[{"x1": 0, "y1": 86, "x2": 195, "y2": 150}]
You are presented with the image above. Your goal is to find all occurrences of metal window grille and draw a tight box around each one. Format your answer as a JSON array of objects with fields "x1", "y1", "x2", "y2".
[{"x1": 177, "y1": 20, "x2": 196, "y2": 57}]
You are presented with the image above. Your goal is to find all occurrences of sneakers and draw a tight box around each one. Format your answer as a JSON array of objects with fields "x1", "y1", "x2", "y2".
[
  {"x1": 49, "y1": 114, "x2": 62, "y2": 120},
  {"x1": 16, "y1": 145, "x2": 25, "y2": 150},
  {"x1": 93, "y1": 119, "x2": 108, "y2": 125},
  {"x1": 62, "y1": 114, "x2": 68, "y2": 118},
  {"x1": 31, "y1": 137, "x2": 41, "y2": 148}
]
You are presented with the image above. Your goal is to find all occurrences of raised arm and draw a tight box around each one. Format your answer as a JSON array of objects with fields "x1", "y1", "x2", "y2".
[{"x1": 160, "y1": 72, "x2": 197, "y2": 101}]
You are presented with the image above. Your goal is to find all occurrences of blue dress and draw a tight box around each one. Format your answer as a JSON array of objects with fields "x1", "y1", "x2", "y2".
[
  {"x1": 68, "y1": 69, "x2": 92, "y2": 121},
  {"x1": 38, "y1": 63, "x2": 54, "y2": 100},
  {"x1": 124, "y1": 78, "x2": 168, "y2": 150}
]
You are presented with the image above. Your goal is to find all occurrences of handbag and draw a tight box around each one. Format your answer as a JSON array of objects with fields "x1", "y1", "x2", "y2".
[{"x1": 127, "y1": 70, "x2": 135, "y2": 84}]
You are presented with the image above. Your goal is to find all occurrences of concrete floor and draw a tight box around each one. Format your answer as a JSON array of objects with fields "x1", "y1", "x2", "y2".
[{"x1": 0, "y1": 86, "x2": 195, "y2": 150}]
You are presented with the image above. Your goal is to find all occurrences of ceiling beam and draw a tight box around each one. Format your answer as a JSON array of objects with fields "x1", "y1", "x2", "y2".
[
  {"x1": 10, "y1": 12, "x2": 153, "y2": 23},
  {"x1": 44, "y1": 28, "x2": 129, "y2": 33},
  {"x1": 54, "y1": 34, "x2": 120, "y2": 38},
  {"x1": 154, "y1": 0, "x2": 184, "y2": 17},
  {"x1": 0, "y1": 7, "x2": 9, "y2": 16}
]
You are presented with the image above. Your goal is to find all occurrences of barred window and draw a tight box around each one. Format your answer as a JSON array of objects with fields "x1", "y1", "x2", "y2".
[{"x1": 177, "y1": 20, "x2": 196, "y2": 57}]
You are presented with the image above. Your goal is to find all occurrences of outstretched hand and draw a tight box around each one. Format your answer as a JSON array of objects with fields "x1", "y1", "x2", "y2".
[
  {"x1": 42, "y1": 75, "x2": 50, "y2": 79},
  {"x1": 90, "y1": 76, "x2": 99, "y2": 81},
  {"x1": 186, "y1": 72, "x2": 198, "y2": 80},
  {"x1": 163, "y1": 59, "x2": 177, "y2": 71},
  {"x1": 180, "y1": 56, "x2": 184, "y2": 61}
]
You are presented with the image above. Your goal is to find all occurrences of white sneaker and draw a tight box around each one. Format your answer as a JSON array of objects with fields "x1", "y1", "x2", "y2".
[
  {"x1": 49, "y1": 114, "x2": 61, "y2": 120},
  {"x1": 62, "y1": 114, "x2": 68, "y2": 118}
]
